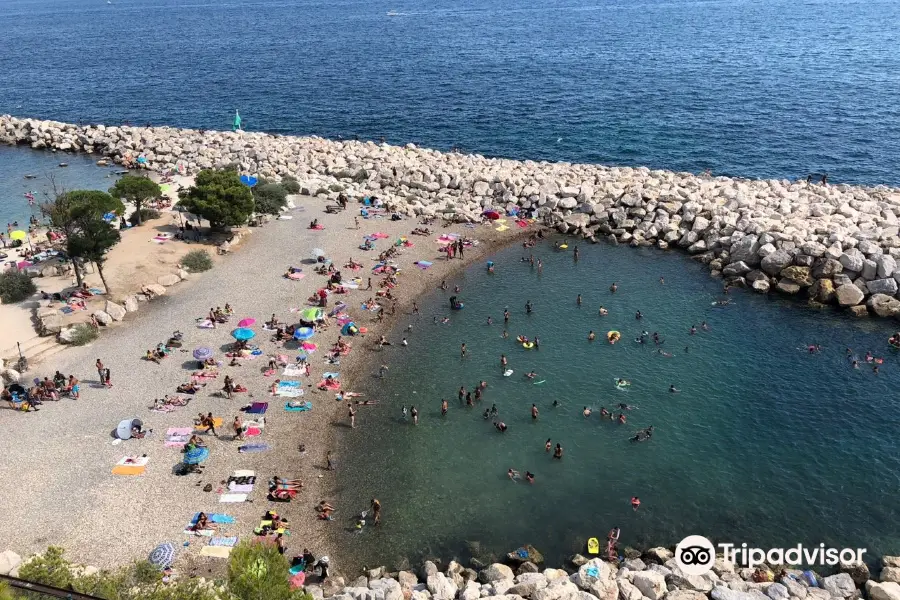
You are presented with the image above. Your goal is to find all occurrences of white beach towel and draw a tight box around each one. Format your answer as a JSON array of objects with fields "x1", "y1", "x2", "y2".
[
  {"x1": 282, "y1": 365, "x2": 304, "y2": 377},
  {"x1": 219, "y1": 493, "x2": 248, "y2": 503}
]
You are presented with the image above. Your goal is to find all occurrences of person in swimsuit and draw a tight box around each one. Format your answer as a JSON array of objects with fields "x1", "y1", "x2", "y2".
[{"x1": 553, "y1": 443, "x2": 563, "y2": 459}]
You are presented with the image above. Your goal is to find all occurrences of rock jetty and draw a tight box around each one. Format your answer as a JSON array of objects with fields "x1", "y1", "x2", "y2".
[{"x1": 5, "y1": 115, "x2": 900, "y2": 319}]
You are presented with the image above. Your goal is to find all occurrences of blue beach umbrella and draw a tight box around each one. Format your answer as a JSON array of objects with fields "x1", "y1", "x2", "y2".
[
  {"x1": 183, "y1": 446, "x2": 209, "y2": 465},
  {"x1": 239, "y1": 175, "x2": 258, "y2": 188},
  {"x1": 148, "y1": 542, "x2": 176, "y2": 569},
  {"x1": 293, "y1": 327, "x2": 315, "y2": 341},
  {"x1": 193, "y1": 347, "x2": 214, "y2": 361},
  {"x1": 231, "y1": 328, "x2": 256, "y2": 341}
]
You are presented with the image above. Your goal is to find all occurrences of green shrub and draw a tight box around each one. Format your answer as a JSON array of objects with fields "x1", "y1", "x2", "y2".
[
  {"x1": 68, "y1": 324, "x2": 99, "y2": 346},
  {"x1": 281, "y1": 175, "x2": 301, "y2": 194},
  {"x1": 352, "y1": 169, "x2": 369, "y2": 183},
  {"x1": 181, "y1": 249, "x2": 213, "y2": 273},
  {"x1": 228, "y1": 540, "x2": 310, "y2": 600},
  {"x1": 0, "y1": 270, "x2": 37, "y2": 304},
  {"x1": 128, "y1": 208, "x2": 161, "y2": 225},
  {"x1": 253, "y1": 182, "x2": 288, "y2": 215}
]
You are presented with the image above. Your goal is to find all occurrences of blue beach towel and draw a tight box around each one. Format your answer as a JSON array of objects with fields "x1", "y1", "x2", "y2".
[
  {"x1": 191, "y1": 513, "x2": 235, "y2": 524},
  {"x1": 585, "y1": 566, "x2": 599, "y2": 578},
  {"x1": 238, "y1": 443, "x2": 271, "y2": 453},
  {"x1": 284, "y1": 401, "x2": 312, "y2": 412},
  {"x1": 278, "y1": 380, "x2": 302, "y2": 388}
]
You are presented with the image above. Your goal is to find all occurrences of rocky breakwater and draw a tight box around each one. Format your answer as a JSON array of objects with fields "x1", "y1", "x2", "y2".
[
  {"x1": 303, "y1": 550, "x2": 900, "y2": 600},
  {"x1": 5, "y1": 114, "x2": 900, "y2": 319}
]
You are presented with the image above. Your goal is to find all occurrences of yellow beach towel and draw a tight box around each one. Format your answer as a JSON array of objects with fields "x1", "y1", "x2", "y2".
[{"x1": 200, "y1": 546, "x2": 233, "y2": 558}]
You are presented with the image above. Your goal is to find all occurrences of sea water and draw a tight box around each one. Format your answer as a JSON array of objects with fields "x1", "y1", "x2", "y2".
[
  {"x1": 334, "y1": 240, "x2": 900, "y2": 569},
  {"x1": 1, "y1": 0, "x2": 899, "y2": 185},
  {"x1": 0, "y1": 146, "x2": 121, "y2": 224}
]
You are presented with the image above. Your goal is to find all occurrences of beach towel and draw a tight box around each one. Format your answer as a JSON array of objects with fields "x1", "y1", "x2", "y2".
[
  {"x1": 301, "y1": 342, "x2": 317, "y2": 352},
  {"x1": 285, "y1": 401, "x2": 312, "y2": 412},
  {"x1": 165, "y1": 427, "x2": 194, "y2": 448},
  {"x1": 233, "y1": 469, "x2": 255, "y2": 477},
  {"x1": 287, "y1": 272, "x2": 305, "y2": 280},
  {"x1": 209, "y1": 536, "x2": 238, "y2": 547},
  {"x1": 228, "y1": 483, "x2": 254, "y2": 493},
  {"x1": 340, "y1": 281, "x2": 359, "y2": 289},
  {"x1": 496, "y1": 225, "x2": 509, "y2": 232},
  {"x1": 245, "y1": 426, "x2": 262, "y2": 437},
  {"x1": 59, "y1": 306, "x2": 74, "y2": 314},
  {"x1": 516, "y1": 219, "x2": 529, "y2": 228},
  {"x1": 245, "y1": 402, "x2": 268, "y2": 414},
  {"x1": 414, "y1": 261, "x2": 433, "y2": 270},
  {"x1": 276, "y1": 383, "x2": 303, "y2": 398},
  {"x1": 194, "y1": 417, "x2": 223, "y2": 432},
  {"x1": 282, "y1": 365, "x2": 304, "y2": 377},
  {"x1": 112, "y1": 456, "x2": 148, "y2": 476},
  {"x1": 219, "y1": 493, "x2": 248, "y2": 503},
  {"x1": 199, "y1": 546, "x2": 233, "y2": 558},
  {"x1": 191, "y1": 513, "x2": 235, "y2": 524},
  {"x1": 238, "y1": 443, "x2": 271, "y2": 453},
  {"x1": 184, "y1": 527, "x2": 215, "y2": 536},
  {"x1": 278, "y1": 215, "x2": 293, "y2": 220},
  {"x1": 371, "y1": 232, "x2": 389, "y2": 239}
]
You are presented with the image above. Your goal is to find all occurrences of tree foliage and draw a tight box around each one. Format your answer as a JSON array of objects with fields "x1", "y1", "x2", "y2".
[
  {"x1": 178, "y1": 169, "x2": 255, "y2": 229},
  {"x1": 281, "y1": 175, "x2": 301, "y2": 195},
  {"x1": 109, "y1": 174, "x2": 161, "y2": 225},
  {"x1": 252, "y1": 181, "x2": 288, "y2": 215},
  {"x1": 67, "y1": 210, "x2": 121, "y2": 294},
  {"x1": 128, "y1": 208, "x2": 161, "y2": 225},
  {"x1": 181, "y1": 249, "x2": 214, "y2": 273},
  {"x1": 228, "y1": 540, "x2": 309, "y2": 600},
  {"x1": 0, "y1": 271, "x2": 37, "y2": 304},
  {"x1": 42, "y1": 191, "x2": 124, "y2": 239}
]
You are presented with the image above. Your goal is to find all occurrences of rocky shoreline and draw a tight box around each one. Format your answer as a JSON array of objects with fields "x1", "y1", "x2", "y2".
[
  {"x1": 4, "y1": 544, "x2": 900, "y2": 600},
  {"x1": 5, "y1": 115, "x2": 900, "y2": 319}
]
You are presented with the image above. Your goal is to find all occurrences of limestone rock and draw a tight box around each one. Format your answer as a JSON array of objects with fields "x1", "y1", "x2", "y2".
[
  {"x1": 426, "y1": 573, "x2": 458, "y2": 600},
  {"x1": 667, "y1": 592, "x2": 709, "y2": 600},
  {"x1": 40, "y1": 314, "x2": 63, "y2": 335},
  {"x1": 482, "y1": 564, "x2": 515, "y2": 583},
  {"x1": 93, "y1": 310, "x2": 112, "y2": 326},
  {"x1": 882, "y1": 568, "x2": 900, "y2": 584},
  {"x1": 0, "y1": 550, "x2": 22, "y2": 576},
  {"x1": 761, "y1": 250, "x2": 792, "y2": 275},
  {"x1": 839, "y1": 560, "x2": 870, "y2": 585},
  {"x1": 775, "y1": 280, "x2": 801, "y2": 295},
  {"x1": 822, "y1": 573, "x2": 857, "y2": 598},
  {"x1": 867, "y1": 582, "x2": 900, "y2": 600},
  {"x1": 812, "y1": 258, "x2": 843, "y2": 278},
  {"x1": 835, "y1": 284, "x2": 865, "y2": 306},
  {"x1": 877, "y1": 255, "x2": 897, "y2": 278},
  {"x1": 143, "y1": 283, "x2": 166, "y2": 296},
  {"x1": 849, "y1": 305, "x2": 869, "y2": 317},
  {"x1": 751, "y1": 279, "x2": 770, "y2": 293},
  {"x1": 723, "y1": 261, "x2": 752, "y2": 276},
  {"x1": 840, "y1": 250, "x2": 865, "y2": 272},
  {"x1": 711, "y1": 585, "x2": 757, "y2": 600},
  {"x1": 867, "y1": 278, "x2": 899, "y2": 296},
  {"x1": 809, "y1": 279, "x2": 836, "y2": 303},
  {"x1": 884, "y1": 557, "x2": 900, "y2": 568},
  {"x1": 780, "y1": 266, "x2": 813, "y2": 286},
  {"x1": 867, "y1": 294, "x2": 900, "y2": 318},
  {"x1": 105, "y1": 300, "x2": 127, "y2": 321},
  {"x1": 124, "y1": 295, "x2": 140, "y2": 312},
  {"x1": 632, "y1": 571, "x2": 667, "y2": 600},
  {"x1": 158, "y1": 273, "x2": 181, "y2": 286}
]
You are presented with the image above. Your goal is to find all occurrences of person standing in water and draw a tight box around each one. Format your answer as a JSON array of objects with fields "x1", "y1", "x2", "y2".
[
  {"x1": 371, "y1": 498, "x2": 382, "y2": 525},
  {"x1": 537, "y1": 259, "x2": 543, "y2": 274},
  {"x1": 526, "y1": 300, "x2": 533, "y2": 314},
  {"x1": 460, "y1": 343, "x2": 467, "y2": 358},
  {"x1": 500, "y1": 354, "x2": 508, "y2": 370},
  {"x1": 441, "y1": 399, "x2": 448, "y2": 416},
  {"x1": 531, "y1": 404, "x2": 538, "y2": 420},
  {"x1": 573, "y1": 246, "x2": 579, "y2": 262},
  {"x1": 504, "y1": 308, "x2": 510, "y2": 324},
  {"x1": 610, "y1": 282, "x2": 618, "y2": 293},
  {"x1": 553, "y1": 443, "x2": 563, "y2": 459},
  {"x1": 545, "y1": 438, "x2": 552, "y2": 452},
  {"x1": 458, "y1": 386, "x2": 466, "y2": 403},
  {"x1": 588, "y1": 330, "x2": 596, "y2": 341},
  {"x1": 411, "y1": 406, "x2": 418, "y2": 425},
  {"x1": 576, "y1": 294, "x2": 582, "y2": 306}
]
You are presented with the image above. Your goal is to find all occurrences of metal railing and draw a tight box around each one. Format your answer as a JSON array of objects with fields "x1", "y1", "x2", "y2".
[{"x1": 0, "y1": 573, "x2": 106, "y2": 600}]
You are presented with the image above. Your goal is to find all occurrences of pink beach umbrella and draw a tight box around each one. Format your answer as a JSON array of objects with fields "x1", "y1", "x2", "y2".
[{"x1": 237, "y1": 317, "x2": 256, "y2": 327}]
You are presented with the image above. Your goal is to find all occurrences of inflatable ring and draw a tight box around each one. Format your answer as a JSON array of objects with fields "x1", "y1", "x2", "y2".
[
  {"x1": 522, "y1": 342, "x2": 534, "y2": 349},
  {"x1": 607, "y1": 331, "x2": 621, "y2": 344}
]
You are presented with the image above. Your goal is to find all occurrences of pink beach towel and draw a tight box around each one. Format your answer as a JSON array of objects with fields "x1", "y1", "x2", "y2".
[
  {"x1": 165, "y1": 427, "x2": 194, "y2": 448},
  {"x1": 371, "y1": 232, "x2": 390, "y2": 239}
]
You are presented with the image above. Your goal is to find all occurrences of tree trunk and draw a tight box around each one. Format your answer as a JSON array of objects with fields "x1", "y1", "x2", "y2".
[
  {"x1": 73, "y1": 259, "x2": 84, "y2": 287},
  {"x1": 134, "y1": 199, "x2": 143, "y2": 225},
  {"x1": 95, "y1": 260, "x2": 110, "y2": 294}
]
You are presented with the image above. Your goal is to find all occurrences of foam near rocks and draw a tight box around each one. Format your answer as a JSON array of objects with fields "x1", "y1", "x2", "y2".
[{"x1": 4, "y1": 114, "x2": 900, "y2": 318}]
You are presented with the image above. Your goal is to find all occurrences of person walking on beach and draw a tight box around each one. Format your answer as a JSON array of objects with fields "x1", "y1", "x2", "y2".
[
  {"x1": 371, "y1": 498, "x2": 382, "y2": 525},
  {"x1": 233, "y1": 416, "x2": 244, "y2": 440},
  {"x1": 348, "y1": 403, "x2": 356, "y2": 429},
  {"x1": 354, "y1": 217, "x2": 360, "y2": 229},
  {"x1": 203, "y1": 412, "x2": 218, "y2": 436},
  {"x1": 103, "y1": 368, "x2": 112, "y2": 387},
  {"x1": 411, "y1": 405, "x2": 418, "y2": 424},
  {"x1": 441, "y1": 398, "x2": 448, "y2": 416},
  {"x1": 413, "y1": 302, "x2": 419, "y2": 315},
  {"x1": 326, "y1": 451, "x2": 335, "y2": 471},
  {"x1": 96, "y1": 358, "x2": 104, "y2": 383},
  {"x1": 379, "y1": 364, "x2": 388, "y2": 378},
  {"x1": 366, "y1": 278, "x2": 372, "y2": 290},
  {"x1": 460, "y1": 343, "x2": 467, "y2": 358},
  {"x1": 458, "y1": 240, "x2": 464, "y2": 259}
]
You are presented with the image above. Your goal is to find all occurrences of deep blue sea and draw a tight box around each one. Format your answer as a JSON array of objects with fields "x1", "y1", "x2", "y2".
[{"x1": 2, "y1": 0, "x2": 900, "y2": 186}]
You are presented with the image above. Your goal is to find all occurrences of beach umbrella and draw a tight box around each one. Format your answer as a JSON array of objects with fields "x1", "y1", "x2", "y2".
[
  {"x1": 483, "y1": 210, "x2": 501, "y2": 220},
  {"x1": 312, "y1": 248, "x2": 325, "y2": 258},
  {"x1": 9, "y1": 230, "x2": 27, "y2": 241},
  {"x1": 148, "y1": 543, "x2": 176, "y2": 570},
  {"x1": 231, "y1": 328, "x2": 256, "y2": 341},
  {"x1": 192, "y1": 347, "x2": 214, "y2": 361},
  {"x1": 237, "y1": 317, "x2": 256, "y2": 327},
  {"x1": 293, "y1": 327, "x2": 315, "y2": 341},
  {"x1": 239, "y1": 175, "x2": 258, "y2": 188},
  {"x1": 299, "y1": 307, "x2": 323, "y2": 322},
  {"x1": 183, "y1": 446, "x2": 209, "y2": 465}
]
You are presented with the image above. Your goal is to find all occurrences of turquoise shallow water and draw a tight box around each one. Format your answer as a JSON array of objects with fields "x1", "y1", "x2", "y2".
[
  {"x1": 335, "y1": 241, "x2": 900, "y2": 569},
  {"x1": 0, "y1": 146, "x2": 121, "y2": 224}
]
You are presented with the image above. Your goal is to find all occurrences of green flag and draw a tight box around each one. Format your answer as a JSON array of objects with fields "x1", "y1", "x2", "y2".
[{"x1": 233, "y1": 110, "x2": 242, "y2": 131}]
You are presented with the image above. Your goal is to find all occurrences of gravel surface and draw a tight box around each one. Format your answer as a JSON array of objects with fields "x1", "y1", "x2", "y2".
[{"x1": 0, "y1": 201, "x2": 525, "y2": 570}]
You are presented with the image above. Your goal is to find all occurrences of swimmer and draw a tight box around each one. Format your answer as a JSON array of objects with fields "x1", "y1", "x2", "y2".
[
  {"x1": 689, "y1": 325, "x2": 697, "y2": 335},
  {"x1": 852, "y1": 360, "x2": 859, "y2": 369},
  {"x1": 610, "y1": 283, "x2": 617, "y2": 293},
  {"x1": 508, "y1": 468, "x2": 520, "y2": 480},
  {"x1": 659, "y1": 277, "x2": 665, "y2": 284},
  {"x1": 401, "y1": 406, "x2": 408, "y2": 420},
  {"x1": 441, "y1": 399, "x2": 448, "y2": 416},
  {"x1": 454, "y1": 286, "x2": 460, "y2": 293},
  {"x1": 489, "y1": 404, "x2": 498, "y2": 418},
  {"x1": 865, "y1": 351, "x2": 874, "y2": 362},
  {"x1": 658, "y1": 349, "x2": 673, "y2": 357},
  {"x1": 874, "y1": 365, "x2": 880, "y2": 375},
  {"x1": 615, "y1": 378, "x2": 629, "y2": 387},
  {"x1": 487, "y1": 316, "x2": 493, "y2": 325},
  {"x1": 635, "y1": 311, "x2": 643, "y2": 320},
  {"x1": 701, "y1": 321, "x2": 709, "y2": 331},
  {"x1": 494, "y1": 421, "x2": 508, "y2": 432},
  {"x1": 807, "y1": 344, "x2": 821, "y2": 353},
  {"x1": 576, "y1": 294, "x2": 582, "y2": 306},
  {"x1": 616, "y1": 403, "x2": 634, "y2": 410},
  {"x1": 669, "y1": 385, "x2": 679, "y2": 393},
  {"x1": 598, "y1": 306, "x2": 608, "y2": 316},
  {"x1": 588, "y1": 330, "x2": 596, "y2": 341},
  {"x1": 441, "y1": 317, "x2": 450, "y2": 324},
  {"x1": 553, "y1": 443, "x2": 563, "y2": 459},
  {"x1": 631, "y1": 496, "x2": 641, "y2": 511},
  {"x1": 525, "y1": 471, "x2": 535, "y2": 484},
  {"x1": 525, "y1": 371, "x2": 537, "y2": 379},
  {"x1": 583, "y1": 406, "x2": 592, "y2": 418},
  {"x1": 479, "y1": 381, "x2": 488, "y2": 390},
  {"x1": 545, "y1": 438, "x2": 552, "y2": 452},
  {"x1": 504, "y1": 308, "x2": 510, "y2": 323},
  {"x1": 552, "y1": 399, "x2": 560, "y2": 407},
  {"x1": 501, "y1": 329, "x2": 509, "y2": 339},
  {"x1": 600, "y1": 407, "x2": 611, "y2": 418},
  {"x1": 401, "y1": 337, "x2": 408, "y2": 346},
  {"x1": 531, "y1": 404, "x2": 538, "y2": 419},
  {"x1": 617, "y1": 413, "x2": 626, "y2": 424},
  {"x1": 525, "y1": 300, "x2": 533, "y2": 314}
]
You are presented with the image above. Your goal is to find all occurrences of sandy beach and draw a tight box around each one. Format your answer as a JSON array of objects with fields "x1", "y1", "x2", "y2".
[{"x1": 0, "y1": 196, "x2": 528, "y2": 573}]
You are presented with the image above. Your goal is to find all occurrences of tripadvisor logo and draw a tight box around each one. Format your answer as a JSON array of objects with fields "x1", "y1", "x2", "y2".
[{"x1": 675, "y1": 536, "x2": 867, "y2": 576}]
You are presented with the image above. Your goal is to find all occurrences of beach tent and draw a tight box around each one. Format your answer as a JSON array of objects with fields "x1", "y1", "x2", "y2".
[
  {"x1": 341, "y1": 322, "x2": 359, "y2": 336},
  {"x1": 116, "y1": 418, "x2": 143, "y2": 440}
]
